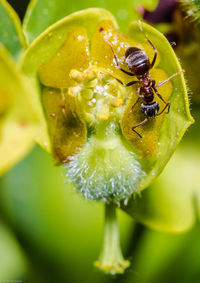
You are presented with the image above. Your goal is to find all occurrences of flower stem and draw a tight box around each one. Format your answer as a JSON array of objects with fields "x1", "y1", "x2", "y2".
[{"x1": 94, "y1": 203, "x2": 130, "y2": 274}]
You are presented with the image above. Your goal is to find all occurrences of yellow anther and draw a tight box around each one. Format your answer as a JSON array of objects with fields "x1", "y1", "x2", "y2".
[
  {"x1": 83, "y1": 78, "x2": 98, "y2": 88},
  {"x1": 86, "y1": 65, "x2": 99, "y2": 80},
  {"x1": 111, "y1": 98, "x2": 123, "y2": 108},
  {"x1": 99, "y1": 113, "x2": 109, "y2": 120},
  {"x1": 69, "y1": 69, "x2": 86, "y2": 82},
  {"x1": 80, "y1": 89, "x2": 93, "y2": 100},
  {"x1": 68, "y1": 88, "x2": 75, "y2": 97},
  {"x1": 98, "y1": 104, "x2": 110, "y2": 120},
  {"x1": 68, "y1": 86, "x2": 81, "y2": 97}
]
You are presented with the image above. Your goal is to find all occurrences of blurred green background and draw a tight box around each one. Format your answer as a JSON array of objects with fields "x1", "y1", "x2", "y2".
[{"x1": 0, "y1": 0, "x2": 200, "y2": 282}]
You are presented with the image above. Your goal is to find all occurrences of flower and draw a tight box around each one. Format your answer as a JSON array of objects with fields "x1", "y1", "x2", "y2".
[{"x1": 20, "y1": 8, "x2": 193, "y2": 274}]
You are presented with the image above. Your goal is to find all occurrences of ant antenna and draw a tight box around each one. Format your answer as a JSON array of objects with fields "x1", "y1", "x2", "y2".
[
  {"x1": 138, "y1": 20, "x2": 157, "y2": 68},
  {"x1": 156, "y1": 70, "x2": 185, "y2": 88}
]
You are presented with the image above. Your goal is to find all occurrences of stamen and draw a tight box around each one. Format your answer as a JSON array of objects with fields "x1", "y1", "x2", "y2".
[
  {"x1": 110, "y1": 97, "x2": 123, "y2": 108},
  {"x1": 69, "y1": 69, "x2": 86, "y2": 82},
  {"x1": 99, "y1": 104, "x2": 110, "y2": 120}
]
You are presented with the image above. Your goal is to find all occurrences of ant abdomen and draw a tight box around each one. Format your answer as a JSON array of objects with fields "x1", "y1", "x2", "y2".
[
  {"x1": 125, "y1": 47, "x2": 151, "y2": 76},
  {"x1": 141, "y1": 102, "x2": 159, "y2": 117}
]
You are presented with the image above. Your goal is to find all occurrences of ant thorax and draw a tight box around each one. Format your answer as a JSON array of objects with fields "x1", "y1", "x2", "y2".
[
  {"x1": 139, "y1": 73, "x2": 151, "y2": 87},
  {"x1": 137, "y1": 73, "x2": 154, "y2": 103}
]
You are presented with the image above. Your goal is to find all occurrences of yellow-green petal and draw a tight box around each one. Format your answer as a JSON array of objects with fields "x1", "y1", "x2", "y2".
[
  {"x1": 0, "y1": 45, "x2": 38, "y2": 176},
  {"x1": 121, "y1": 21, "x2": 194, "y2": 191},
  {"x1": 20, "y1": 8, "x2": 117, "y2": 157},
  {"x1": 39, "y1": 27, "x2": 90, "y2": 89},
  {"x1": 42, "y1": 87, "x2": 86, "y2": 164}
]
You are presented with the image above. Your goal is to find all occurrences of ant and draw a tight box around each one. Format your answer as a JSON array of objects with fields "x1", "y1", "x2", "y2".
[{"x1": 100, "y1": 21, "x2": 184, "y2": 138}]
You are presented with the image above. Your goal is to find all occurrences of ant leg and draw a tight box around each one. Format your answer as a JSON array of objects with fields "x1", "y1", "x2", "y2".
[
  {"x1": 155, "y1": 70, "x2": 184, "y2": 88},
  {"x1": 138, "y1": 20, "x2": 157, "y2": 69},
  {"x1": 130, "y1": 96, "x2": 143, "y2": 112},
  {"x1": 153, "y1": 86, "x2": 170, "y2": 113},
  {"x1": 100, "y1": 71, "x2": 139, "y2": 87},
  {"x1": 153, "y1": 86, "x2": 167, "y2": 103},
  {"x1": 132, "y1": 118, "x2": 148, "y2": 138},
  {"x1": 156, "y1": 102, "x2": 171, "y2": 116},
  {"x1": 104, "y1": 39, "x2": 135, "y2": 76},
  {"x1": 115, "y1": 79, "x2": 139, "y2": 87}
]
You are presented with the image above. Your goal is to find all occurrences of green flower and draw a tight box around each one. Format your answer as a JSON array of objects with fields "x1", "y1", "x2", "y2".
[{"x1": 19, "y1": 7, "x2": 193, "y2": 274}]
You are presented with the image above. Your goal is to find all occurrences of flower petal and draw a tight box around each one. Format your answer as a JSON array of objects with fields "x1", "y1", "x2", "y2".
[
  {"x1": 0, "y1": 46, "x2": 38, "y2": 175},
  {"x1": 21, "y1": 8, "x2": 117, "y2": 158},
  {"x1": 121, "y1": 21, "x2": 193, "y2": 191}
]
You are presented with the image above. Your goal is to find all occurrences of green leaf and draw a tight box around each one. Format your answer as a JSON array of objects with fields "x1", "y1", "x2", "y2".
[
  {"x1": 23, "y1": 0, "x2": 158, "y2": 43},
  {"x1": 0, "y1": 45, "x2": 38, "y2": 176},
  {"x1": 0, "y1": 0, "x2": 26, "y2": 59},
  {"x1": 124, "y1": 142, "x2": 199, "y2": 232},
  {"x1": 20, "y1": 8, "x2": 118, "y2": 156}
]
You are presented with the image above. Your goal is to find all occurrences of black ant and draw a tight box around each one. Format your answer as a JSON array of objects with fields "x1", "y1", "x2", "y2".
[{"x1": 100, "y1": 21, "x2": 184, "y2": 138}]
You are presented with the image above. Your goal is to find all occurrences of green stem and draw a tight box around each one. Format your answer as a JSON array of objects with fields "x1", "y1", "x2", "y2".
[{"x1": 94, "y1": 203, "x2": 130, "y2": 274}]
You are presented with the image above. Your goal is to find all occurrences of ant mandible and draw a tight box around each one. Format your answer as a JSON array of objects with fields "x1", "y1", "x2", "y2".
[{"x1": 100, "y1": 21, "x2": 184, "y2": 138}]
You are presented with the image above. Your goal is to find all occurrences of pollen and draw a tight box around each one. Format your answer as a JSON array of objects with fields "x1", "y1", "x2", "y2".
[
  {"x1": 69, "y1": 69, "x2": 86, "y2": 82},
  {"x1": 68, "y1": 88, "x2": 75, "y2": 97},
  {"x1": 86, "y1": 65, "x2": 99, "y2": 79},
  {"x1": 111, "y1": 97, "x2": 123, "y2": 107},
  {"x1": 99, "y1": 104, "x2": 110, "y2": 120}
]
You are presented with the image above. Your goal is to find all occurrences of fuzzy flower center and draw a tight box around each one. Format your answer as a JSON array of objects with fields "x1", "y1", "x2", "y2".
[{"x1": 65, "y1": 66, "x2": 146, "y2": 206}]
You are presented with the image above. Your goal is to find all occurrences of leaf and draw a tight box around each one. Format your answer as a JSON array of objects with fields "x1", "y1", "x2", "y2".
[
  {"x1": 0, "y1": 0, "x2": 26, "y2": 59},
  {"x1": 124, "y1": 144, "x2": 199, "y2": 233},
  {"x1": 23, "y1": 0, "x2": 158, "y2": 44},
  {"x1": 0, "y1": 45, "x2": 38, "y2": 176},
  {"x1": 20, "y1": 8, "x2": 118, "y2": 156}
]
